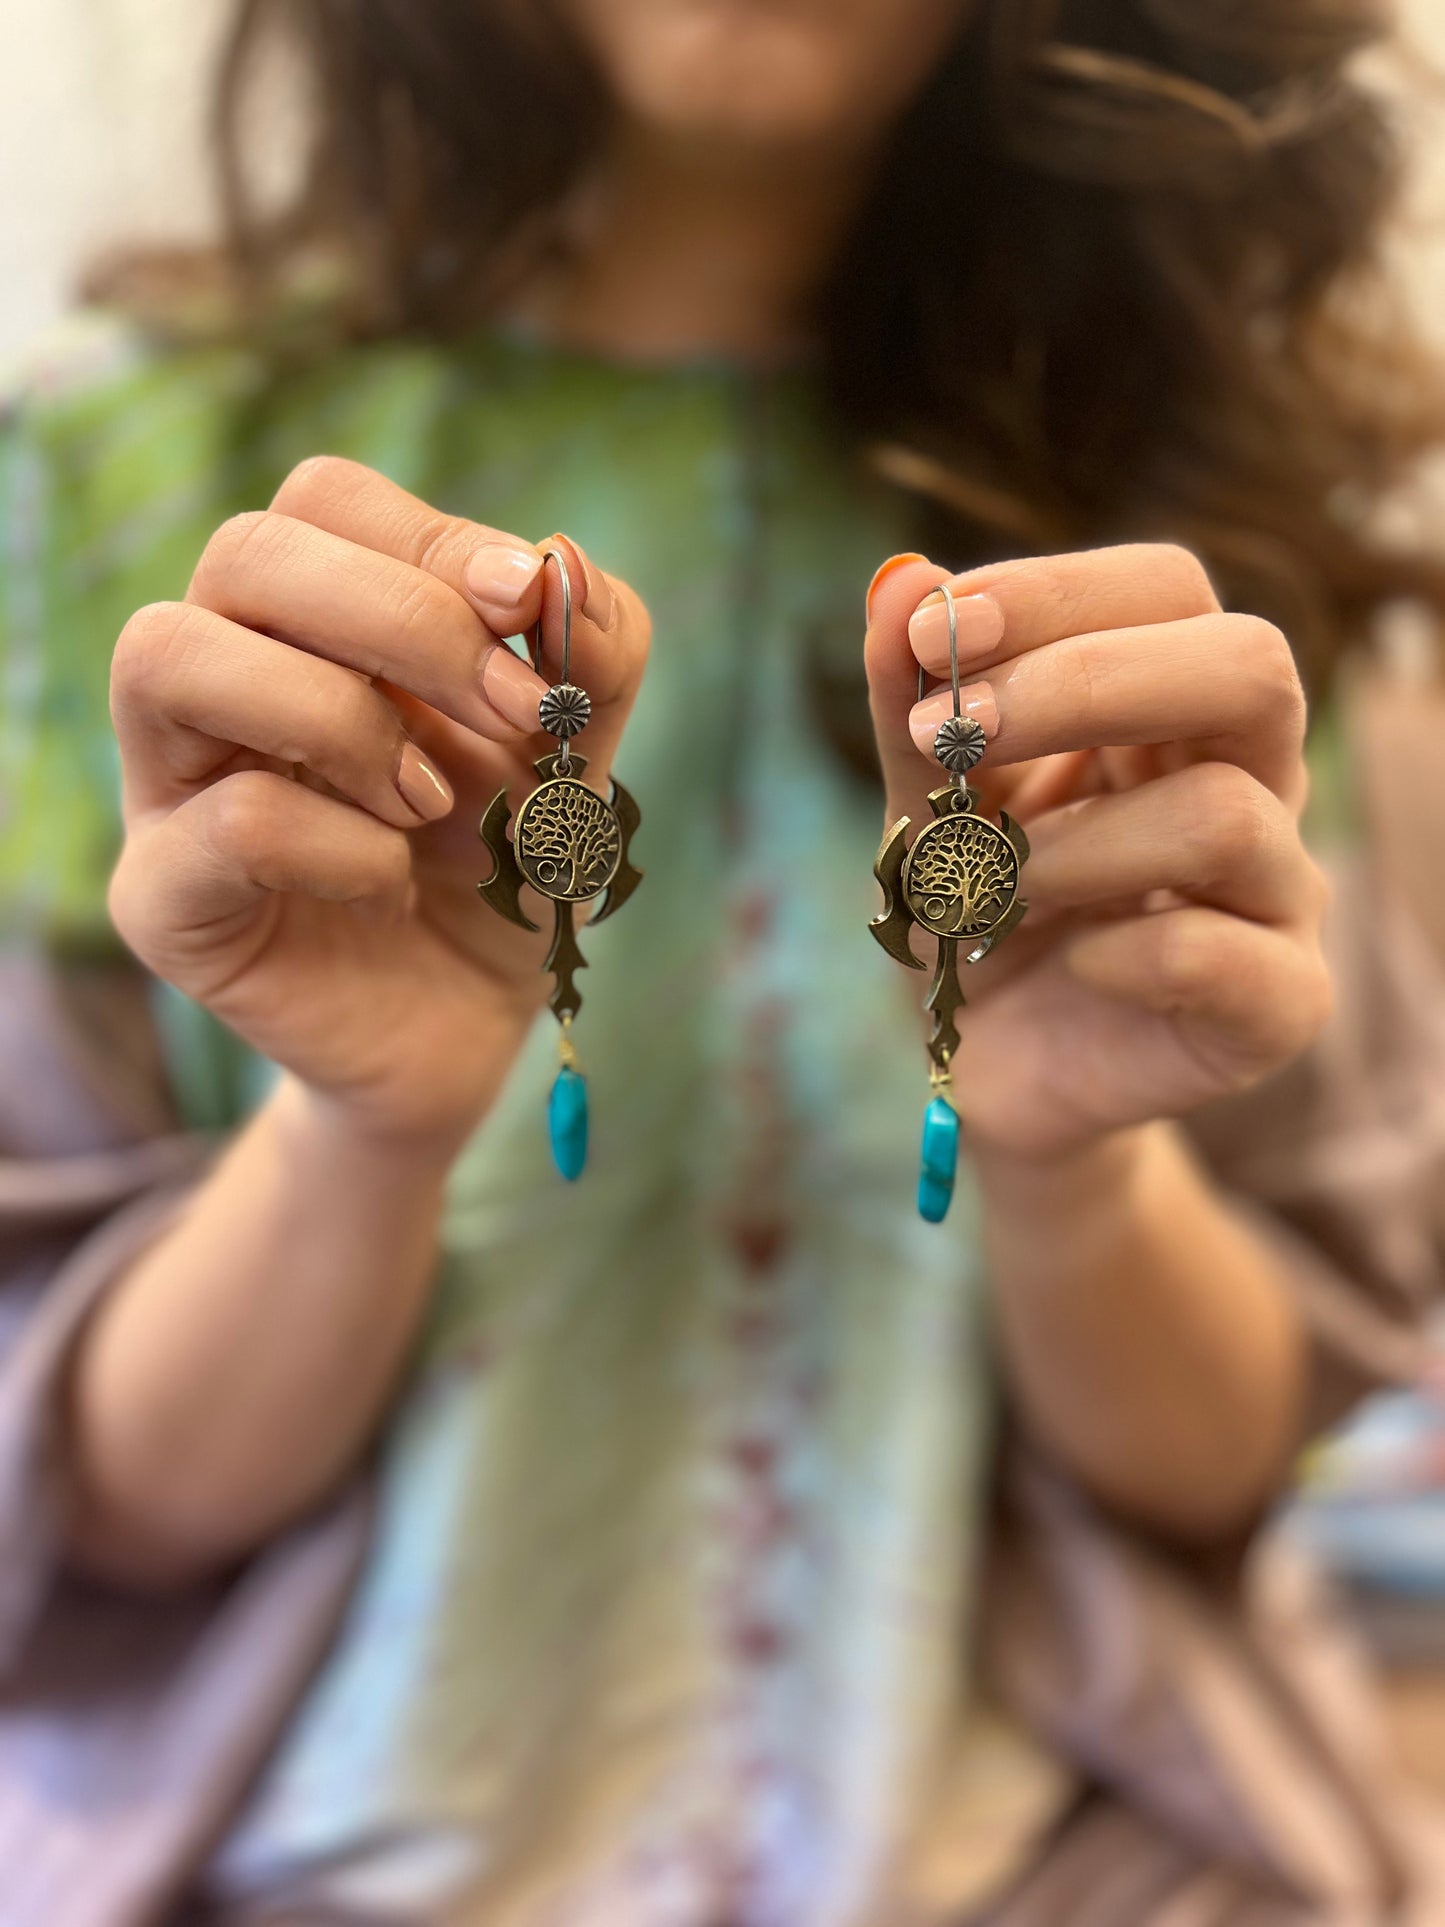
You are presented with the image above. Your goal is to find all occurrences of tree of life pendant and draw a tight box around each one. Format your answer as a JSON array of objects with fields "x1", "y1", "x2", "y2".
[
  {"x1": 476, "y1": 547, "x2": 643, "y2": 1181},
  {"x1": 867, "y1": 585, "x2": 1029, "y2": 1222}
]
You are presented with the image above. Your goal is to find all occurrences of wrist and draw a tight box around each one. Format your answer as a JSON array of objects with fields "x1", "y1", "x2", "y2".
[
  {"x1": 266, "y1": 1075, "x2": 473, "y2": 1186},
  {"x1": 967, "y1": 1125, "x2": 1163, "y2": 1210},
  {"x1": 974, "y1": 1125, "x2": 1179, "y2": 1271}
]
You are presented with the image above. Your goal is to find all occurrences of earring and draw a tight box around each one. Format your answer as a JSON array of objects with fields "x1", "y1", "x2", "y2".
[
  {"x1": 868, "y1": 585, "x2": 1029, "y2": 1223},
  {"x1": 477, "y1": 545, "x2": 643, "y2": 1182}
]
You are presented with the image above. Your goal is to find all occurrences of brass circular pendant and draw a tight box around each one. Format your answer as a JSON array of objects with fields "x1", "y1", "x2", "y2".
[
  {"x1": 513, "y1": 775, "x2": 623, "y2": 903},
  {"x1": 902, "y1": 808, "x2": 1021, "y2": 939}
]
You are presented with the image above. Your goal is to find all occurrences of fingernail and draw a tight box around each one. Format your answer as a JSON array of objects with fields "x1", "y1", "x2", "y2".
[
  {"x1": 481, "y1": 642, "x2": 547, "y2": 733},
  {"x1": 545, "y1": 533, "x2": 615, "y2": 631},
  {"x1": 465, "y1": 542, "x2": 544, "y2": 613},
  {"x1": 865, "y1": 552, "x2": 928, "y2": 624},
  {"x1": 395, "y1": 742, "x2": 454, "y2": 822},
  {"x1": 910, "y1": 681, "x2": 999, "y2": 755},
  {"x1": 908, "y1": 591, "x2": 1004, "y2": 671}
]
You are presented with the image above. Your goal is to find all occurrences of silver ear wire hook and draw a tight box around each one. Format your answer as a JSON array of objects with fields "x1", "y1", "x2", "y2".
[
  {"x1": 943, "y1": 583, "x2": 961, "y2": 719},
  {"x1": 533, "y1": 546, "x2": 573, "y2": 684},
  {"x1": 534, "y1": 546, "x2": 577, "y2": 772},
  {"x1": 920, "y1": 581, "x2": 987, "y2": 782},
  {"x1": 915, "y1": 583, "x2": 961, "y2": 712}
]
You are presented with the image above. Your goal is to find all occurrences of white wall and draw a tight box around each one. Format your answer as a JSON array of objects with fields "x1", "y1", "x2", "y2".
[
  {"x1": 1, "y1": 0, "x2": 1443, "y2": 367},
  {"x1": 0, "y1": 0, "x2": 226, "y2": 365}
]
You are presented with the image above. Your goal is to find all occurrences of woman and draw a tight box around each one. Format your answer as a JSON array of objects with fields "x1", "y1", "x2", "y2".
[{"x1": 2, "y1": 1, "x2": 1444, "y2": 1920}]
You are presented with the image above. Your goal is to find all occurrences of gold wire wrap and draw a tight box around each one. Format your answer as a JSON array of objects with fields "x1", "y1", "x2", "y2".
[{"x1": 557, "y1": 1011, "x2": 580, "y2": 1072}]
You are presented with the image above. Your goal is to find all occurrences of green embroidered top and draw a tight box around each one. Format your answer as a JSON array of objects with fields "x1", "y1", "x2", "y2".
[{"x1": 2, "y1": 298, "x2": 1383, "y2": 1922}]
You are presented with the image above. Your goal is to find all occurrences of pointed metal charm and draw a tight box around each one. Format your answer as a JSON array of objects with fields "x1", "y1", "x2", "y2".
[
  {"x1": 478, "y1": 754, "x2": 644, "y2": 1026},
  {"x1": 869, "y1": 781, "x2": 1029, "y2": 1077}
]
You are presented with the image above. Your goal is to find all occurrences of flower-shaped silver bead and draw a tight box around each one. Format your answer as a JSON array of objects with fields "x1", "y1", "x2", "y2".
[
  {"x1": 933, "y1": 714, "x2": 988, "y2": 775},
  {"x1": 538, "y1": 682, "x2": 592, "y2": 740}
]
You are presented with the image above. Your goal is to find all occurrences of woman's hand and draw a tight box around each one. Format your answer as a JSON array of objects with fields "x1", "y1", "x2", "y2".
[
  {"x1": 77, "y1": 458, "x2": 654, "y2": 1581},
  {"x1": 865, "y1": 544, "x2": 1332, "y2": 1162},
  {"x1": 109, "y1": 456, "x2": 650, "y2": 1155}
]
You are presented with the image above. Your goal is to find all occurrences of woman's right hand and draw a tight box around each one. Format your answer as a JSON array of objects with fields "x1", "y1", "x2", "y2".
[{"x1": 108, "y1": 456, "x2": 651, "y2": 1155}]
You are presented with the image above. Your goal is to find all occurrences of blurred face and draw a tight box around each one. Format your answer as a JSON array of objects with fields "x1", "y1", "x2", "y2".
[{"x1": 558, "y1": 0, "x2": 973, "y2": 154}]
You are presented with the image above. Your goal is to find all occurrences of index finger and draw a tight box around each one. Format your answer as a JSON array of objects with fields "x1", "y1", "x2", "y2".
[
  {"x1": 907, "y1": 543, "x2": 1221, "y2": 680},
  {"x1": 271, "y1": 457, "x2": 640, "y2": 710}
]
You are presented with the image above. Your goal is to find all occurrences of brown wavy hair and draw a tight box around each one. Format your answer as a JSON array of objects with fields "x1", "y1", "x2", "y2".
[{"x1": 102, "y1": 0, "x2": 1445, "y2": 697}]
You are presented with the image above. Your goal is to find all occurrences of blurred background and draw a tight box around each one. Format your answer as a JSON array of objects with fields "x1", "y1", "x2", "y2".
[
  {"x1": 1, "y1": 2, "x2": 221, "y2": 365},
  {"x1": 5, "y1": 0, "x2": 1445, "y2": 366},
  {"x1": 2, "y1": 0, "x2": 1443, "y2": 1802}
]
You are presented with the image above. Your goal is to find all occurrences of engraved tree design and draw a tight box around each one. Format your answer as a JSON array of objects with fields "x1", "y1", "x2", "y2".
[
  {"x1": 517, "y1": 782, "x2": 621, "y2": 900},
  {"x1": 909, "y1": 819, "x2": 1016, "y2": 935}
]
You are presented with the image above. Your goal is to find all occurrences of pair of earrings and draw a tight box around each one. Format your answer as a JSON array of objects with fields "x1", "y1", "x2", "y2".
[{"x1": 477, "y1": 559, "x2": 1028, "y2": 1224}]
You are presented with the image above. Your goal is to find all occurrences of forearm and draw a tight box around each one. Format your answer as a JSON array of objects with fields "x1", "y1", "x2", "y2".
[
  {"x1": 65, "y1": 1075, "x2": 461, "y2": 1588},
  {"x1": 978, "y1": 1121, "x2": 1307, "y2": 1543}
]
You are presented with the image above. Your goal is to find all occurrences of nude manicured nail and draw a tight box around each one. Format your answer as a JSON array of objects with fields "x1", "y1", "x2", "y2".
[
  {"x1": 396, "y1": 742, "x2": 454, "y2": 821},
  {"x1": 545, "y1": 533, "x2": 614, "y2": 631},
  {"x1": 865, "y1": 552, "x2": 928, "y2": 624},
  {"x1": 481, "y1": 642, "x2": 547, "y2": 732},
  {"x1": 910, "y1": 681, "x2": 999, "y2": 755},
  {"x1": 465, "y1": 542, "x2": 544, "y2": 612},
  {"x1": 908, "y1": 591, "x2": 1004, "y2": 671}
]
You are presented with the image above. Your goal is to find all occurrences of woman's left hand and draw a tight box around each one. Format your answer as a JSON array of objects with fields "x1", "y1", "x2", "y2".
[{"x1": 864, "y1": 544, "x2": 1333, "y2": 1161}]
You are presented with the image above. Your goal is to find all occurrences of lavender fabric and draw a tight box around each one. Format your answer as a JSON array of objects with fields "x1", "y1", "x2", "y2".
[{"x1": 0, "y1": 865, "x2": 1441, "y2": 1923}]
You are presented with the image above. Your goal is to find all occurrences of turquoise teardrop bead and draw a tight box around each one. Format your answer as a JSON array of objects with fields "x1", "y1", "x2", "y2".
[
  {"x1": 548, "y1": 1067, "x2": 589, "y2": 1182},
  {"x1": 917, "y1": 1095, "x2": 960, "y2": 1224}
]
